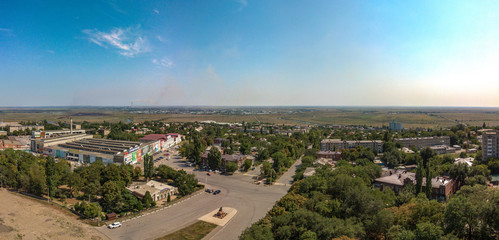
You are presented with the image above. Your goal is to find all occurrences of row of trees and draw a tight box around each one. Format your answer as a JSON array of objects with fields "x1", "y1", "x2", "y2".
[{"x1": 0, "y1": 149, "x2": 199, "y2": 219}]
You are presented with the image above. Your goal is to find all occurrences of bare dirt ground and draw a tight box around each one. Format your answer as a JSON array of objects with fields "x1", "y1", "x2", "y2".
[{"x1": 0, "y1": 189, "x2": 109, "y2": 240}]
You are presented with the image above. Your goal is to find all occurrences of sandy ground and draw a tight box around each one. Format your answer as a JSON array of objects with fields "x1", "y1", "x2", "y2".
[{"x1": 0, "y1": 189, "x2": 109, "y2": 240}]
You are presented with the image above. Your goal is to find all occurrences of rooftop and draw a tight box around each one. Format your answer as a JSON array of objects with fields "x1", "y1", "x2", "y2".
[
  {"x1": 376, "y1": 169, "x2": 453, "y2": 188},
  {"x1": 375, "y1": 170, "x2": 416, "y2": 186},
  {"x1": 57, "y1": 138, "x2": 142, "y2": 156},
  {"x1": 140, "y1": 134, "x2": 169, "y2": 141},
  {"x1": 454, "y1": 157, "x2": 474, "y2": 167},
  {"x1": 127, "y1": 180, "x2": 177, "y2": 198},
  {"x1": 321, "y1": 139, "x2": 382, "y2": 143},
  {"x1": 394, "y1": 136, "x2": 450, "y2": 141}
]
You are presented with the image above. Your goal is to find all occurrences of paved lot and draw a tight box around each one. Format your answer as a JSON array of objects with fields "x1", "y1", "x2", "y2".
[{"x1": 97, "y1": 152, "x2": 301, "y2": 240}]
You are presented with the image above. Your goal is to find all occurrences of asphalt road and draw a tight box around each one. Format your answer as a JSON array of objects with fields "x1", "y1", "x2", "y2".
[{"x1": 97, "y1": 153, "x2": 301, "y2": 240}]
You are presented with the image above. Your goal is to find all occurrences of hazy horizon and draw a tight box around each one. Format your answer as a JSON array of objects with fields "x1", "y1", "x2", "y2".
[{"x1": 2, "y1": 1, "x2": 499, "y2": 107}]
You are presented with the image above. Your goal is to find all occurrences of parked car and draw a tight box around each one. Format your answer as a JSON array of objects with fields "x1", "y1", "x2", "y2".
[
  {"x1": 108, "y1": 222, "x2": 122, "y2": 229},
  {"x1": 205, "y1": 189, "x2": 213, "y2": 193},
  {"x1": 213, "y1": 190, "x2": 221, "y2": 195},
  {"x1": 207, "y1": 172, "x2": 211, "y2": 176}
]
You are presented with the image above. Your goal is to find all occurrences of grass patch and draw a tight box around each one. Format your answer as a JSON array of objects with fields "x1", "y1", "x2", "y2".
[{"x1": 156, "y1": 221, "x2": 217, "y2": 240}]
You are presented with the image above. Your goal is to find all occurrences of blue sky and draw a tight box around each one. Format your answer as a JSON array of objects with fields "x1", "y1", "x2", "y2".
[{"x1": 1, "y1": 0, "x2": 499, "y2": 106}]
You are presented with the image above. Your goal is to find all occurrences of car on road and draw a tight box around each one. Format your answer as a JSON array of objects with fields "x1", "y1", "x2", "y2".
[
  {"x1": 108, "y1": 222, "x2": 122, "y2": 229},
  {"x1": 207, "y1": 172, "x2": 211, "y2": 176},
  {"x1": 205, "y1": 188, "x2": 213, "y2": 193},
  {"x1": 213, "y1": 190, "x2": 221, "y2": 195}
]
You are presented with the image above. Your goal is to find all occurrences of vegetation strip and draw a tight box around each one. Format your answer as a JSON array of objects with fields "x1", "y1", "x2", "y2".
[{"x1": 155, "y1": 221, "x2": 217, "y2": 240}]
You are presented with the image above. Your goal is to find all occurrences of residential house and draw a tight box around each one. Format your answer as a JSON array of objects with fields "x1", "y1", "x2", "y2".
[{"x1": 374, "y1": 170, "x2": 457, "y2": 201}]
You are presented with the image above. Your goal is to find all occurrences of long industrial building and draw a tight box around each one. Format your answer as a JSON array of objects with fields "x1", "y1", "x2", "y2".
[
  {"x1": 31, "y1": 134, "x2": 93, "y2": 152},
  {"x1": 394, "y1": 136, "x2": 450, "y2": 149},
  {"x1": 34, "y1": 135, "x2": 160, "y2": 165},
  {"x1": 47, "y1": 138, "x2": 152, "y2": 164},
  {"x1": 320, "y1": 139, "x2": 383, "y2": 153}
]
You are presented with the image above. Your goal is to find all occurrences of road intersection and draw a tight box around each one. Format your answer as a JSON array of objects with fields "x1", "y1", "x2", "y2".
[{"x1": 97, "y1": 153, "x2": 301, "y2": 240}]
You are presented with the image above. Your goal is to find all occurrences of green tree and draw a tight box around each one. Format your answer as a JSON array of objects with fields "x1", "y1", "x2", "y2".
[
  {"x1": 28, "y1": 164, "x2": 46, "y2": 195},
  {"x1": 364, "y1": 209, "x2": 393, "y2": 239},
  {"x1": 415, "y1": 160, "x2": 423, "y2": 195},
  {"x1": 272, "y1": 152, "x2": 286, "y2": 173},
  {"x1": 226, "y1": 162, "x2": 238, "y2": 174},
  {"x1": 67, "y1": 172, "x2": 83, "y2": 198},
  {"x1": 143, "y1": 154, "x2": 154, "y2": 181},
  {"x1": 192, "y1": 135, "x2": 204, "y2": 164},
  {"x1": 101, "y1": 181, "x2": 121, "y2": 213},
  {"x1": 299, "y1": 230, "x2": 317, "y2": 240},
  {"x1": 261, "y1": 161, "x2": 272, "y2": 177},
  {"x1": 82, "y1": 202, "x2": 102, "y2": 219},
  {"x1": 156, "y1": 164, "x2": 176, "y2": 180},
  {"x1": 414, "y1": 222, "x2": 443, "y2": 240},
  {"x1": 175, "y1": 171, "x2": 198, "y2": 196},
  {"x1": 243, "y1": 159, "x2": 252, "y2": 172},
  {"x1": 142, "y1": 190, "x2": 154, "y2": 208},
  {"x1": 444, "y1": 195, "x2": 477, "y2": 239},
  {"x1": 425, "y1": 164, "x2": 432, "y2": 199},
  {"x1": 449, "y1": 163, "x2": 469, "y2": 187},
  {"x1": 45, "y1": 157, "x2": 57, "y2": 199},
  {"x1": 239, "y1": 141, "x2": 251, "y2": 155},
  {"x1": 240, "y1": 223, "x2": 274, "y2": 240},
  {"x1": 208, "y1": 147, "x2": 222, "y2": 170},
  {"x1": 256, "y1": 148, "x2": 270, "y2": 162},
  {"x1": 420, "y1": 147, "x2": 435, "y2": 168},
  {"x1": 54, "y1": 158, "x2": 71, "y2": 185},
  {"x1": 133, "y1": 166, "x2": 142, "y2": 179},
  {"x1": 487, "y1": 158, "x2": 499, "y2": 174},
  {"x1": 83, "y1": 181, "x2": 100, "y2": 202}
]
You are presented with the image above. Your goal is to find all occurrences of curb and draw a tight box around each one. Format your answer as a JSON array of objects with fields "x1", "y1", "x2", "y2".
[{"x1": 120, "y1": 191, "x2": 204, "y2": 223}]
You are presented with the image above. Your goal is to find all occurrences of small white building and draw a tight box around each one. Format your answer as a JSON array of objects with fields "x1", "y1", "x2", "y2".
[{"x1": 127, "y1": 180, "x2": 178, "y2": 202}]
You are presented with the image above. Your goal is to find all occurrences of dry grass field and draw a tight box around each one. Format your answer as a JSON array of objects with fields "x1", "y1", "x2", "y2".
[
  {"x1": 0, "y1": 189, "x2": 108, "y2": 240},
  {"x1": 2, "y1": 107, "x2": 499, "y2": 128}
]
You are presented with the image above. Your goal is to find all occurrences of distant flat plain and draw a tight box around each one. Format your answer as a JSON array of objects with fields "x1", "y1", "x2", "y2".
[{"x1": 1, "y1": 107, "x2": 499, "y2": 128}]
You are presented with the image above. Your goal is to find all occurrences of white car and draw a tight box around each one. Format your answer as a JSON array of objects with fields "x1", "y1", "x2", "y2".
[{"x1": 108, "y1": 222, "x2": 122, "y2": 229}]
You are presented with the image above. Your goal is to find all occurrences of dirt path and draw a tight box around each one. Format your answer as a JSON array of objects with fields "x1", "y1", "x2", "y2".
[{"x1": 0, "y1": 189, "x2": 109, "y2": 240}]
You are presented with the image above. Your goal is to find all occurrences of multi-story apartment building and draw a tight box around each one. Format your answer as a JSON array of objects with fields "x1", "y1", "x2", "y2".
[
  {"x1": 394, "y1": 136, "x2": 450, "y2": 149},
  {"x1": 320, "y1": 139, "x2": 383, "y2": 153},
  {"x1": 482, "y1": 130, "x2": 499, "y2": 160},
  {"x1": 389, "y1": 120, "x2": 403, "y2": 131}
]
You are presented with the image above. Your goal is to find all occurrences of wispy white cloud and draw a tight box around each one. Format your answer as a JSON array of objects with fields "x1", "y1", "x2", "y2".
[
  {"x1": 0, "y1": 28, "x2": 15, "y2": 37},
  {"x1": 107, "y1": 0, "x2": 127, "y2": 15},
  {"x1": 153, "y1": 9, "x2": 160, "y2": 14},
  {"x1": 82, "y1": 26, "x2": 149, "y2": 57},
  {"x1": 235, "y1": 0, "x2": 248, "y2": 11},
  {"x1": 156, "y1": 35, "x2": 167, "y2": 43},
  {"x1": 152, "y1": 57, "x2": 174, "y2": 67}
]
